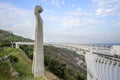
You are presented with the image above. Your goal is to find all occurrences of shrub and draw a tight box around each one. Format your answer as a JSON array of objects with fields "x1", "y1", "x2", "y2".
[{"x1": 9, "y1": 55, "x2": 18, "y2": 63}]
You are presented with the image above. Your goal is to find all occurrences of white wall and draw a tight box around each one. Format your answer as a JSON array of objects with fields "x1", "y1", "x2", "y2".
[{"x1": 85, "y1": 52, "x2": 120, "y2": 80}]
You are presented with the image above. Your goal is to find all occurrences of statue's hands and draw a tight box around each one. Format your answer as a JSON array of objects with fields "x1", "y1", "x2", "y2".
[{"x1": 34, "y1": 5, "x2": 43, "y2": 15}]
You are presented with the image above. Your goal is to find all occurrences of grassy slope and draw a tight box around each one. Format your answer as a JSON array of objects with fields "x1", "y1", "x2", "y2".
[
  {"x1": 0, "y1": 29, "x2": 33, "y2": 47},
  {"x1": 0, "y1": 29, "x2": 32, "y2": 42},
  {"x1": 0, "y1": 60, "x2": 11, "y2": 80},
  {"x1": 0, "y1": 29, "x2": 46, "y2": 80},
  {"x1": 0, "y1": 48, "x2": 45, "y2": 80}
]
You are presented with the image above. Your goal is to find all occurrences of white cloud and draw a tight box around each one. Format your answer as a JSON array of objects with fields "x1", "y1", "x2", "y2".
[
  {"x1": 76, "y1": 8, "x2": 82, "y2": 11},
  {"x1": 51, "y1": 0, "x2": 65, "y2": 8},
  {"x1": 59, "y1": 10, "x2": 104, "y2": 30},
  {"x1": 0, "y1": 1, "x2": 119, "y2": 43},
  {"x1": 61, "y1": 17, "x2": 82, "y2": 28},
  {"x1": 0, "y1": 2, "x2": 35, "y2": 39},
  {"x1": 43, "y1": 8, "x2": 105, "y2": 34},
  {"x1": 94, "y1": 0, "x2": 120, "y2": 16},
  {"x1": 93, "y1": 0, "x2": 118, "y2": 6},
  {"x1": 43, "y1": 0, "x2": 46, "y2": 2},
  {"x1": 66, "y1": 11, "x2": 92, "y2": 16},
  {"x1": 61, "y1": 1, "x2": 65, "y2": 5},
  {"x1": 43, "y1": 0, "x2": 120, "y2": 43},
  {"x1": 96, "y1": 8, "x2": 104, "y2": 15},
  {"x1": 72, "y1": 4, "x2": 75, "y2": 8},
  {"x1": 61, "y1": 16, "x2": 104, "y2": 29}
]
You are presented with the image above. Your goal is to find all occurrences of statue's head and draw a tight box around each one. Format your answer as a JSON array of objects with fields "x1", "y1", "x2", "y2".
[{"x1": 34, "y1": 5, "x2": 43, "y2": 14}]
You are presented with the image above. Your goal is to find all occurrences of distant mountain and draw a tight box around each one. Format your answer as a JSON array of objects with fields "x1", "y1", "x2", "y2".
[
  {"x1": 0, "y1": 29, "x2": 33, "y2": 47},
  {"x1": 89, "y1": 43, "x2": 120, "y2": 48}
]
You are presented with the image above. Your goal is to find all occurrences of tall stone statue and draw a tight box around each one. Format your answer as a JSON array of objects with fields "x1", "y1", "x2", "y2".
[{"x1": 32, "y1": 5, "x2": 44, "y2": 77}]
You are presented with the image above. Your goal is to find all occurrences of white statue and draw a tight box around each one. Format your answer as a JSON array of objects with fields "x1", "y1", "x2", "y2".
[{"x1": 32, "y1": 5, "x2": 44, "y2": 77}]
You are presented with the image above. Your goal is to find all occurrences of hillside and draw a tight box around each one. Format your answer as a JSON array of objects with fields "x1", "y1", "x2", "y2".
[
  {"x1": 44, "y1": 46, "x2": 87, "y2": 80},
  {"x1": 0, "y1": 47, "x2": 45, "y2": 80},
  {"x1": 0, "y1": 29, "x2": 87, "y2": 80},
  {"x1": 20, "y1": 45, "x2": 87, "y2": 80},
  {"x1": 0, "y1": 29, "x2": 33, "y2": 47},
  {"x1": 0, "y1": 29, "x2": 60, "y2": 80}
]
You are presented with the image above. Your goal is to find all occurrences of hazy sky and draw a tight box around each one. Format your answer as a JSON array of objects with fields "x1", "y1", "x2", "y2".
[{"x1": 0, "y1": 0, "x2": 120, "y2": 43}]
